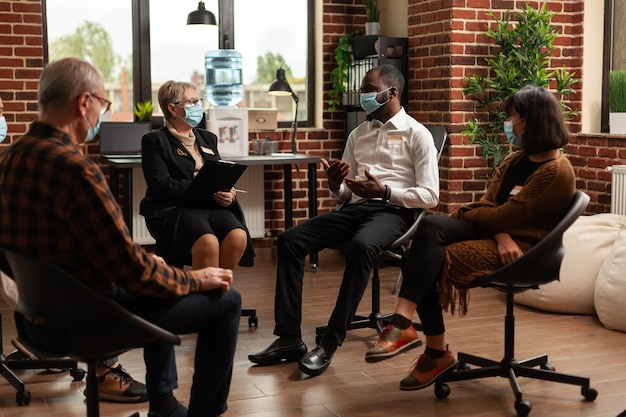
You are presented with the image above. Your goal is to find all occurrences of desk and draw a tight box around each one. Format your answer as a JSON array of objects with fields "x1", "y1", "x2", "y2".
[{"x1": 100, "y1": 155, "x2": 320, "y2": 263}]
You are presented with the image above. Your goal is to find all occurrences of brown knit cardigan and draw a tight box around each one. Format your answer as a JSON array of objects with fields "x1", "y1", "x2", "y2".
[{"x1": 439, "y1": 151, "x2": 576, "y2": 316}]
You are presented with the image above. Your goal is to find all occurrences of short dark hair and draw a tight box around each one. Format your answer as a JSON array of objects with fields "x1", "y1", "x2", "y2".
[
  {"x1": 377, "y1": 64, "x2": 405, "y2": 101},
  {"x1": 503, "y1": 85, "x2": 569, "y2": 154}
]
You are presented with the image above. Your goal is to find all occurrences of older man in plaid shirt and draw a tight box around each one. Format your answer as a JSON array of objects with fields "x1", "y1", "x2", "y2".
[{"x1": 0, "y1": 57, "x2": 239, "y2": 417}]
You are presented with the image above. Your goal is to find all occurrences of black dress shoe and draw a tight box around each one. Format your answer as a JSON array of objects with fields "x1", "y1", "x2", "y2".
[
  {"x1": 248, "y1": 338, "x2": 307, "y2": 366},
  {"x1": 298, "y1": 346, "x2": 332, "y2": 377}
]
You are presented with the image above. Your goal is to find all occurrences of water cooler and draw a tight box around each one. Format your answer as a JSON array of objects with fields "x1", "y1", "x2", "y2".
[{"x1": 204, "y1": 49, "x2": 248, "y2": 158}]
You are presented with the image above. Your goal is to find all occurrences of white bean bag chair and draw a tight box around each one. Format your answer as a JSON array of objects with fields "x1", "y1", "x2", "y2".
[
  {"x1": 594, "y1": 228, "x2": 626, "y2": 332},
  {"x1": 516, "y1": 213, "x2": 626, "y2": 314}
]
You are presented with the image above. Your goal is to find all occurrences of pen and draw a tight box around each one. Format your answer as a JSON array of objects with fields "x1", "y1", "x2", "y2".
[{"x1": 234, "y1": 188, "x2": 248, "y2": 194}]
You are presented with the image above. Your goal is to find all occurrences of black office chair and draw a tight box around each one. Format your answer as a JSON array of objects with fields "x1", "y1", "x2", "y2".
[
  {"x1": 315, "y1": 125, "x2": 447, "y2": 344},
  {"x1": 1, "y1": 267, "x2": 85, "y2": 406},
  {"x1": 433, "y1": 191, "x2": 598, "y2": 417},
  {"x1": 1, "y1": 246, "x2": 181, "y2": 417}
]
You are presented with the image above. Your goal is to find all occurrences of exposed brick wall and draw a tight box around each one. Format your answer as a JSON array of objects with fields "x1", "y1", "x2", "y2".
[
  {"x1": 0, "y1": 0, "x2": 42, "y2": 142},
  {"x1": 0, "y1": 0, "x2": 622, "y2": 245},
  {"x1": 568, "y1": 133, "x2": 626, "y2": 214}
]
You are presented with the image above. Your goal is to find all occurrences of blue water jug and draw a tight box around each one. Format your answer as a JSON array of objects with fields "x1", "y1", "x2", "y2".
[{"x1": 205, "y1": 49, "x2": 243, "y2": 107}]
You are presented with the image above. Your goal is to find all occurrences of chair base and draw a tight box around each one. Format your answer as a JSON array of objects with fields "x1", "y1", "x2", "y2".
[
  {"x1": 1, "y1": 349, "x2": 84, "y2": 406},
  {"x1": 315, "y1": 312, "x2": 422, "y2": 345},
  {"x1": 433, "y1": 292, "x2": 597, "y2": 417},
  {"x1": 242, "y1": 308, "x2": 258, "y2": 327},
  {"x1": 435, "y1": 352, "x2": 598, "y2": 417}
]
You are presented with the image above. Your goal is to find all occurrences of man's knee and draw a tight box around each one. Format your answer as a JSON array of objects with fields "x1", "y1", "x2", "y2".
[{"x1": 225, "y1": 287, "x2": 242, "y2": 310}]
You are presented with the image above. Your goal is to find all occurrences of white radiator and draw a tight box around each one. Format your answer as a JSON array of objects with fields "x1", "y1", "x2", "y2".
[
  {"x1": 234, "y1": 165, "x2": 266, "y2": 238},
  {"x1": 130, "y1": 166, "x2": 266, "y2": 244},
  {"x1": 610, "y1": 165, "x2": 626, "y2": 215},
  {"x1": 131, "y1": 168, "x2": 156, "y2": 245}
]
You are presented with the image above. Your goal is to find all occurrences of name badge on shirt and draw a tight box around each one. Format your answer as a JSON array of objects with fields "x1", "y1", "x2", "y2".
[
  {"x1": 387, "y1": 135, "x2": 403, "y2": 145},
  {"x1": 200, "y1": 146, "x2": 215, "y2": 155},
  {"x1": 509, "y1": 185, "x2": 523, "y2": 196}
]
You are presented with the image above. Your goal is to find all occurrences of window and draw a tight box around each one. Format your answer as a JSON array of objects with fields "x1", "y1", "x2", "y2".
[
  {"x1": 45, "y1": 0, "x2": 314, "y2": 128},
  {"x1": 602, "y1": 0, "x2": 626, "y2": 131},
  {"x1": 44, "y1": 0, "x2": 135, "y2": 122}
]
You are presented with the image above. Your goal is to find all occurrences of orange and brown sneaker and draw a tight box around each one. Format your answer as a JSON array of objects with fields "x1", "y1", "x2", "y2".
[
  {"x1": 365, "y1": 324, "x2": 422, "y2": 363},
  {"x1": 399, "y1": 348, "x2": 457, "y2": 391},
  {"x1": 89, "y1": 364, "x2": 148, "y2": 403}
]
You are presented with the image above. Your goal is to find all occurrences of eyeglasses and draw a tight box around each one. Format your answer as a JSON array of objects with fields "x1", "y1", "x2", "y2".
[
  {"x1": 174, "y1": 98, "x2": 203, "y2": 108},
  {"x1": 91, "y1": 93, "x2": 112, "y2": 115}
]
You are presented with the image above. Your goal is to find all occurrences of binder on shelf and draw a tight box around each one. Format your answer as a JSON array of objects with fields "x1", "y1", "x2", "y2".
[{"x1": 179, "y1": 160, "x2": 247, "y2": 209}]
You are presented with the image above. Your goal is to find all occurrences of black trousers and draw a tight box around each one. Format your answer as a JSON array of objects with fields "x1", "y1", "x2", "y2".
[
  {"x1": 399, "y1": 215, "x2": 484, "y2": 336},
  {"x1": 273, "y1": 202, "x2": 413, "y2": 351}
]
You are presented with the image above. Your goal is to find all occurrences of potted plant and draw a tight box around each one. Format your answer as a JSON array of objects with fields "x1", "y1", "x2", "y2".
[
  {"x1": 609, "y1": 70, "x2": 626, "y2": 134},
  {"x1": 133, "y1": 100, "x2": 153, "y2": 123},
  {"x1": 328, "y1": 32, "x2": 359, "y2": 112},
  {"x1": 363, "y1": 0, "x2": 379, "y2": 35},
  {"x1": 462, "y1": 3, "x2": 577, "y2": 169}
]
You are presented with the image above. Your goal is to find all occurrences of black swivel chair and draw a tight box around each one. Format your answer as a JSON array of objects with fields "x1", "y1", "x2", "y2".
[
  {"x1": 433, "y1": 190, "x2": 598, "y2": 417},
  {"x1": 0, "y1": 246, "x2": 181, "y2": 417},
  {"x1": 315, "y1": 125, "x2": 447, "y2": 344},
  {"x1": 1, "y1": 263, "x2": 85, "y2": 406}
]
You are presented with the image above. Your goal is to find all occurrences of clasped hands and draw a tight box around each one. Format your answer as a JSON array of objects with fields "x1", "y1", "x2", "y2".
[{"x1": 321, "y1": 158, "x2": 386, "y2": 199}]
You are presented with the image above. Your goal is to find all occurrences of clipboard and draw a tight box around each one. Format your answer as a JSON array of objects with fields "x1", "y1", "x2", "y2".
[{"x1": 178, "y1": 160, "x2": 247, "y2": 209}]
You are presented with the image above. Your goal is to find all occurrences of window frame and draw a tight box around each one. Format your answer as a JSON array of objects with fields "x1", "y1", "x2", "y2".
[{"x1": 42, "y1": 0, "x2": 315, "y2": 128}]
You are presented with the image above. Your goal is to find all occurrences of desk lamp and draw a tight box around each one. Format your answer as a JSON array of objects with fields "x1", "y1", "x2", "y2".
[
  {"x1": 187, "y1": 1, "x2": 217, "y2": 25},
  {"x1": 268, "y1": 68, "x2": 299, "y2": 154}
]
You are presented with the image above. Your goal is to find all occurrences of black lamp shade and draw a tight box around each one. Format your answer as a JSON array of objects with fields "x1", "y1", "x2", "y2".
[
  {"x1": 268, "y1": 68, "x2": 294, "y2": 96},
  {"x1": 187, "y1": 2, "x2": 217, "y2": 25}
]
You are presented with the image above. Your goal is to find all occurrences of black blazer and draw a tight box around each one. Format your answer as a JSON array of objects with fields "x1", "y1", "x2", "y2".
[{"x1": 139, "y1": 126, "x2": 254, "y2": 266}]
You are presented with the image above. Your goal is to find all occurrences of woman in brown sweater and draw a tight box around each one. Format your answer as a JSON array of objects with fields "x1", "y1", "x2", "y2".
[{"x1": 364, "y1": 85, "x2": 576, "y2": 391}]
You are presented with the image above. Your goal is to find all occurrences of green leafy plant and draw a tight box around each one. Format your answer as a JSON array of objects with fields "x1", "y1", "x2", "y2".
[
  {"x1": 609, "y1": 70, "x2": 626, "y2": 113},
  {"x1": 363, "y1": 0, "x2": 379, "y2": 22},
  {"x1": 328, "y1": 32, "x2": 359, "y2": 112},
  {"x1": 133, "y1": 100, "x2": 153, "y2": 122},
  {"x1": 463, "y1": 3, "x2": 577, "y2": 168}
]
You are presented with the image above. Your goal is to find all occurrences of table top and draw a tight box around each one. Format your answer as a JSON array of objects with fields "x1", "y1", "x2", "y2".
[{"x1": 100, "y1": 153, "x2": 321, "y2": 168}]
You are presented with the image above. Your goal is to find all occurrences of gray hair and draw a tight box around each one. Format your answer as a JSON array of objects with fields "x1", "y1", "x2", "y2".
[
  {"x1": 158, "y1": 80, "x2": 199, "y2": 121},
  {"x1": 38, "y1": 58, "x2": 103, "y2": 112}
]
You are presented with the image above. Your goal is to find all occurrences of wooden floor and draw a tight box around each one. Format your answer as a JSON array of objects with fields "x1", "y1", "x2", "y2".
[{"x1": 1, "y1": 247, "x2": 626, "y2": 417}]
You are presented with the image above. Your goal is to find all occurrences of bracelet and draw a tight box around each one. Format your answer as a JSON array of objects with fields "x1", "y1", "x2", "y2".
[{"x1": 383, "y1": 185, "x2": 391, "y2": 203}]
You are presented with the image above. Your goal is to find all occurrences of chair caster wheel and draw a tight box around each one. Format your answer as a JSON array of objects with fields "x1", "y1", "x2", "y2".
[
  {"x1": 71, "y1": 367, "x2": 86, "y2": 381},
  {"x1": 515, "y1": 400, "x2": 532, "y2": 417},
  {"x1": 434, "y1": 383, "x2": 450, "y2": 399},
  {"x1": 582, "y1": 387, "x2": 598, "y2": 401},
  {"x1": 248, "y1": 316, "x2": 258, "y2": 327},
  {"x1": 16, "y1": 389, "x2": 31, "y2": 406},
  {"x1": 457, "y1": 362, "x2": 470, "y2": 370},
  {"x1": 540, "y1": 362, "x2": 555, "y2": 371}
]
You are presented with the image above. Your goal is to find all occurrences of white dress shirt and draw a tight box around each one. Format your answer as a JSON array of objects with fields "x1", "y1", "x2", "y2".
[{"x1": 332, "y1": 107, "x2": 440, "y2": 209}]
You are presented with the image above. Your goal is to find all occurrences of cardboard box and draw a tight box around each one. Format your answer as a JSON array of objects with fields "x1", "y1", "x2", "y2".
[{"x1": 248, "y1": 108, "x2": 278, "y2": 131}]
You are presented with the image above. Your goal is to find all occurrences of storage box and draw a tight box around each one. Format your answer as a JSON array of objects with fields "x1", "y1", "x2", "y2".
[
  {"x1": 206, "y1": 107, "x2": 249, "y2": 157},
  {"x1": 248, "y1": 108, "x2": 278, "y2": 131}
]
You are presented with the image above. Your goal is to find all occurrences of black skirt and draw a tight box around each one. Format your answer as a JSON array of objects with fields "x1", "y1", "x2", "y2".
[{"x1": 148, "y1": 206, "x2": 247, "y2": 266}]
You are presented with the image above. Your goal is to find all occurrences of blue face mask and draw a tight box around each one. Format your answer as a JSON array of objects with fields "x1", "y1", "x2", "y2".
[
  {"x1": 0, "y1": 116, "x2": 7, "y2": 143},
  {"x1": 503, "y1": 120, "x2": 523, "y2": 147},
  {"x1": 181, "y1": 103, "x2": 204, "y2": 128},
  {"x1": 84, "y1": 114, "x2": 102, "y2": 143},
  {"x1": 360, "y1": 87, "x2": 391, "y2": 115}
]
